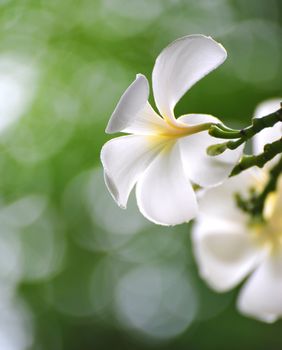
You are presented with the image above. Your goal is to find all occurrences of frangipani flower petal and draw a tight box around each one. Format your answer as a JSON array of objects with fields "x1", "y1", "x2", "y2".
[
  {"x1": 193, "y1": 217, "x2": 264, "y2": 291},
  {"x1": 179, "y1": 114, "x2": 243, "y2": 187},
  {"x1": 237, "y1": 254, "x2": 282, "y2": 323},
  {"x1": 152, "y1": 35, "x2": 227, "y2": 124},
  {"x1": 106, "y1": 74, "x2": 149, "y2": 134},
  {"x1": 253, "y1": 98, "x2": 282, "y2": 156},
  {"x1": 196, "y1": 169, "x2": 260, "y2": 220},
  {"x1": 106, "y1": 74, "x2": 170, "y2": 135},
  {"x1": 101, "y1": 135, "x2": 163, "y2": 208},
  {"x1": 191, "y1": 97, "x2": 282, "y2": 321},
  {"x1": 123, "y1": 102, "x2": 170, "y2": 135},
  {"x1": 136, "y1": 143, "x2": 197, "y2": 226}
]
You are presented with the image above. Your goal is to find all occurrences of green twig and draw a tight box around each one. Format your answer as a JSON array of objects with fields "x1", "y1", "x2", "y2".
[
  {"x1": 208, "y1": 106, "x2": 282, "y2": 153},
  {"x1": 235, "y1": 156, "x2": 282, "y2": 219},
  {"x1": 230, "y1": 138, "x2": 282, "y2": 176}
]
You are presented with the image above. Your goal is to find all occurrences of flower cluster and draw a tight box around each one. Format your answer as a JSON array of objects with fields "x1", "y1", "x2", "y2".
[
  {"x1": 101, "y1": 34, "x2": 282, "y2": 322},
  {"x1": 193, "y1": 99, "x2": 282, "y2": 322}
]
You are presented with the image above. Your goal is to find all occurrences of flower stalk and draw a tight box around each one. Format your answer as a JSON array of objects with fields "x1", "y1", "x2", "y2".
[
  {"x1": 208, "y1": 106, "x2": 282, "y2": 154},
  {"x1": 235, "y1": 156, "x2": 282, "y2": 219},
  {"x1": 208, "y1": 103, "x2": 282, "y2": 223},
  {"x1": 230, "y1": 137, "x2": 282, "y2": 176}
]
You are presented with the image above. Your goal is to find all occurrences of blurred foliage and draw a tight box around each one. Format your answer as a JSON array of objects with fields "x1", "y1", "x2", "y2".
[{"x1": 0, "y1": 0, "x2": 281, "y2": 349}]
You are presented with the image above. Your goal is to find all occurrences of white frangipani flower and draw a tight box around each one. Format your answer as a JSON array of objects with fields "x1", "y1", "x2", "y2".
[
  {"x1": 101, "y1": 34, "x2": 242, "y2": 226},
  {"x1": 192, "y1": 98, "x2": 282, "y2": 322}
]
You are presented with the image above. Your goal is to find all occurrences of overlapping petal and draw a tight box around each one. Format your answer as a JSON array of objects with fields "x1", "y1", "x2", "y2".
[
  {"x1": 196, "y1": 169, "x2": 261, "y2": 220},
  {"x1": 122, "y1": 102, "x2": 171, "y2": 135},
  {"x1": 136, "y1": 143, "x2": 197, "y2": 226},
  {"x1": 192, "y1": 124, "x2": 282, "y2": 322},
  {"x1": 193, "y1": 171, "x2": 266, "y2": 292},
  {"x1": 193, "y1": 216, "x2": 265, "y2": 291},
  {"x1": 237, "y1": 253, "x2": 282, "y2": 322},
  {"x1": 152, "y1": 35, "x2": 227, "y2": 124},
  {"x1": 101, "y1": 135, "x2": 164, "y2": 208},
  {"x1": 106, "y1": 74, "x2": 150, "y2": 134},
  {"x1": 178, "y1": 114, "x2": 243, "y2": 187}
]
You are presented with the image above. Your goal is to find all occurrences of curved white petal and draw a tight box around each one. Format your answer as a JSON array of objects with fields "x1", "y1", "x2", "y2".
[
  {"x1": 122, "y1": 102, "x2": 171, "y2": 135},
  {"x1": 152, "y1": 35, "x2": 227, "y2": 124},
  {"x1": 178, "y1": 113, "x2": 219, "y2": 126},
  {"x1": 253, "y1": 98, "x2": 282, "y2": 155},
  {"x1": 237, "y1": 253, "x2": 282, "y2": 323},
  {"x1": 178, "y1": 114, "x2": 243, "y2": 187},
  {"x1": 192, "y1": 217, "x2": 264, "y2": 292},
  {"x1": 106, "y1": 74, "x2": 149, "y2": 134},
  {"x1": 136, "y1": 142, "x2": 198, "y2": 226},
  {"x1": 196, "y1": 169, "x2": 263, "y2": 221},
  {"x1": 101, "y1": 135, "x2": 163, "y2": 208}
]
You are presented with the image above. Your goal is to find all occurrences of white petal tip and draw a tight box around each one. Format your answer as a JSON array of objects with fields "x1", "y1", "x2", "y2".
[
  {"x1": 136, "y1": 73, "x2": 146, "y2": 80},
  {"x1": 105, "y1": 124, "x2": 114, "y2": 134},
  {"x1": 237, "y1": 304, "x2": 279, "y2": 323},
  {"x1": 105, "y1": 74, "x2": 149, "y2": 134},
  {"x1": 152, "y1": 34, "x2": 227, "y2": 121},
  {"x1": 118, "y1": 202, "x2": 126, "y2": 210},
  {"x1": 136, "y1": 194, "x2": 198, "y2": 226}
]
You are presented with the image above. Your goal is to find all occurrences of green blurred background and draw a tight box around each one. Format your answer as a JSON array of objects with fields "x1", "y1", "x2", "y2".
[{"x1": 0, "y1": 0, "x2": 281, "y2": 349}]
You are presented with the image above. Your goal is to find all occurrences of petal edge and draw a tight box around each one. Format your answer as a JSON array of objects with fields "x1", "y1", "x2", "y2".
[
  {"x1": 152, "y1": 34, "x2": 227, "y2": 123},
  {"x1": 106, "y1": 74, "x2": 149, "y2": 134}
]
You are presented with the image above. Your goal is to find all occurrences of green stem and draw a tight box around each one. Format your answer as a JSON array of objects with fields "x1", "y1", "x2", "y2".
[
  {"x1": 209, "y1": 106, "x2": 282, "y2": 145},
  {"x1": 235, "y1": 156, "x2": 282, "y2": 218},
  {"x1": 208, "y1": 125, "x2": 242, "y2": 139},
  {"x1": 230, "y1": 137, "x2": 282, "y2": 177}
]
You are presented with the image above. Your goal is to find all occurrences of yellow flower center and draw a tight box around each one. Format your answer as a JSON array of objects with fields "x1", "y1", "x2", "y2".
[
  {"x1": 159, "y1": 118, "x2": 212, "y2": 138},
  {"x1": 145, "y1": 117, "x2": 213, "y2": 152}
]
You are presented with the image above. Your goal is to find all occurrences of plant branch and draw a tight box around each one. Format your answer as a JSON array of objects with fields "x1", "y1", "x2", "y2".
[
  {"x1": 207, "y1": 106, "x2": 282, "y2": 155},
  {"x1": 235, "y1": 156, "x2": 282, "y2": 219},
  {"x1": 230, "y1": 138, "x2": 282, "y2": 176}
]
